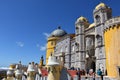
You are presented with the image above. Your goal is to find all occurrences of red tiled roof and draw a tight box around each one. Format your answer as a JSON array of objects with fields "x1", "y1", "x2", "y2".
[
  {"x1": 41, "y1": 69, "x2": 48, "y2": 76},
  {"x1": 67, "y1": 70, "x2": 77, "y2": 78}
]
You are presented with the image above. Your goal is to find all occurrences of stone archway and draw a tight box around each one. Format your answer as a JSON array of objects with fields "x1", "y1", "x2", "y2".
[
  {"x1": 85, "y1": 35, "x2": 95, "y2": 72},
  {"x1": 85, "y1": 57, "x2": 96, "y2": 72},
  {"x1": 91, "y1": 60, "x2": 96, "y2": 72}
]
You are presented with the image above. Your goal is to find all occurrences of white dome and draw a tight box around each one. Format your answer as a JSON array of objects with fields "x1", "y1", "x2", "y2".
[
  {"x1": 95, "y1": 3, "x2": 107, "y2": 10},
  {"x1": 89, "y1": 23, "x2": 96, "y2": 28},
  {"x1": 47, "y1": 56, "x2": 59, "y2": 66},
  {"x1": 76, "y1": 16, "x2": 88, "y2": 22},
  {"x1": 50, "y1": 27, "x2": 67, "y2": 37}
]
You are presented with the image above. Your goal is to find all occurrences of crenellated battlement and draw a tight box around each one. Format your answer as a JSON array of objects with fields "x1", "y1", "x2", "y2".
[{"x1": 104, "y1": 16, "x2": 120, "y2": 31}]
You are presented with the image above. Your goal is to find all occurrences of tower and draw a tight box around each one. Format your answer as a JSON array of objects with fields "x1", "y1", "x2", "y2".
[
  {"x1": 46, "y1": 36, "x2": 59, "y2": 65},
  {"x1": 75, "y1": 16, "x2": 89, "y2": 69},
  {"x1": 47, "y1": 55, "x2": 61, "y2": 80},
  {"x1": 93, "y1": 3, "x2": 112, "y2": 72},
  {"x1": 39, "y1": 56, "x2": 44, "y2": 67},
  {"x1": 27, "y1": 62, "x2": 36, "y2": 80},
  {"x1": 104, "y1": 17, "x2": 120, "y2": 78},
  {"x1": 15, "y1": 69, "x2": 22, "y2": 80},
  {"x1": 46, "y1": 27, "x2": 67, "y2": 65},
  {"x1": 7, "y1": 69, "x2": 14, "y2": 80},
  {"x1": 15, "y1": 64, "x2": 23, "y2": 80}
]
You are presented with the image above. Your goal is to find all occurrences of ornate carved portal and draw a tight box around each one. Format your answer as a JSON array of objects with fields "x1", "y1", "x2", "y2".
[{"x1": 85, "y1": 35, "x2": 96, "y2": 72}]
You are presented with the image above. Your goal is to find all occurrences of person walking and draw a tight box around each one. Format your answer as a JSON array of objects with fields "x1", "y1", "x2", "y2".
[
  {"x1": 92, "y1": 72, "x2": 96, "y2": 80},
  {"x1": 97, "y1": 69, "x2": 103, "y2": 80},
  {"x1": 76, "y1": 69, "x2": 81, "y2": 80}
]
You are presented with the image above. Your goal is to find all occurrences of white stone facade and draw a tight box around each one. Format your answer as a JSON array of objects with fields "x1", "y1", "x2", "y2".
[{"x1": 53, "y1": 3, "x2": 117, "y2": 74}]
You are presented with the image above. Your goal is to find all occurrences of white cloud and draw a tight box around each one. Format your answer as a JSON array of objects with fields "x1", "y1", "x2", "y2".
[
  {"x1": 43, "y1": 32, "x2": 50, "y2": 39},
  {"x1": 40, "y1": 44, "x2": 46, "y2": 51},
  {"x1": 36, "y1": 32, "x2": 49, "y2": 51},
  {"x1": 16, "y1": 42, "x2": 24, "y2": 47},
  {"x1": 0, "y1": 67, "x2": 9, "y2": 70}
]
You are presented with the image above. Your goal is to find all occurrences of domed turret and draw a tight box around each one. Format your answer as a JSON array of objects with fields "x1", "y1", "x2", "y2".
[
  {"x1": 47, "y1": 55, "x2": 61, "y2": 80},
  {"x1": 46, "y1": 26, "x2": 67, "y2": 65},
  {"x1": 76, "y1": 16, "x2": 88, "y2": 23},
  {"x1": 75, "y1": 16, "x2": 89, "y2": 29},
  {"x1": 89, "y1": 23, "x2": 96, "y2": 28},
  {"x1": 50, "y1": 26, "x2": 67, "y2": 37},
  {"x1": 93, "y1": 2, "x2": 112, "y2": 25},
  {"x1": 95, "y1": 3, "x2": 107, "y2": 10}
]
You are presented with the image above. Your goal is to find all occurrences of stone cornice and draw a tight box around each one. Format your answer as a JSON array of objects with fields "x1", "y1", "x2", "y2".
[
  {"x1": 95, "y1": 45, "x2": 105, "y2": 49},
  {"x1": 75, "y1": 60, "x2": 85, "y2": 62},
  {"x1": 76, "y1": 50, "x2": 85, "y2": 53},
  {"x1": 96, "y1": 58, "x2": 106, "y2": 60},
  {"x1": 75, "y1": 33, "x2": 85, "y2": 36}
]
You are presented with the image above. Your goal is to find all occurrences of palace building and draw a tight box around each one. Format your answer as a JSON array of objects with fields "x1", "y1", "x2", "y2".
[
  {"x1": 46, "y1": 3, "x2": 120, "y2": 79},
  {"x1": 2, "y1": 2, "x2": 120, "y2": 80}
]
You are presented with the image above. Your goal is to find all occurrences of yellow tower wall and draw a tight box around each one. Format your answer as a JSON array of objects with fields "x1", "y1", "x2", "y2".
[
  {"x1": 104, "y1": 25, "x2": 120, "y2": 78},
  {"x1": 47, "y1": 65, "x2": 60, "y2": 80},
  {"x1": 46, "y1": 37, "x2": 59, "y2": 65}
]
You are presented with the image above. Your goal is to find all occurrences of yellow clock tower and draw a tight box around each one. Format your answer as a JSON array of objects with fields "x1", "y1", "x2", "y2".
[{"x1": 46, "y1": 26, "x2": 67, "y2": 65}]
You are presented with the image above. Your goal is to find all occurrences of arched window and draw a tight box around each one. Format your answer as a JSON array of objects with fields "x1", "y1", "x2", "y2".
[
  {"x1": 96, "y1": 34, "x2": 102, "y2": 46},
  {"x1": 76, "y1": 27, "x2": 79, "y2": 34},
  {"x1": 75, "y1": 42, "x2": 79, "y2": 51},
  {"x1": 95, "y1": 15, "x2": 101, "y2": 23}
]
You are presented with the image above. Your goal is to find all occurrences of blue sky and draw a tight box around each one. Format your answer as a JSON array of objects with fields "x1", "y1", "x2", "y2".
[{"x1": 0, "y1": 0, "x2": 120, "y2": 67}]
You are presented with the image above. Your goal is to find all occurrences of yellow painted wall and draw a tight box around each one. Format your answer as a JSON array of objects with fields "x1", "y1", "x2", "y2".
[
  {"x1": 46, "y1": 37, "x2": 59, "y2": 65},
  {"x1": 104, "y1": 25, "x2": 120, "y2": 78},
  {"x1": 48, "y1": 65, "x2": 60, "y2": 80}
]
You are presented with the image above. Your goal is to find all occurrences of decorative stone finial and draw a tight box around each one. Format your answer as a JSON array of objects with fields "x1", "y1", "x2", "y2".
[
  {"x1": 29, "y1": 62, "x2": 31, "y2": 64},
  {"x1": 19, "y1": 61, "x2": 21, "y2": 64},
  {"x1": 41, "y1": 55, "x2": 43, "y2": 60},
  {"x1": 58, "y1": 26, "x2": 61, "y2": 29},
  {"x1": 35, "y1": 63, "x2": 38, "y2": 65},
  {"x1": 32, "y1": 62, "x2": 34, "y2": 65}
]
